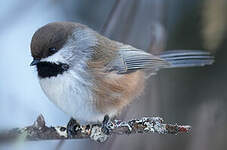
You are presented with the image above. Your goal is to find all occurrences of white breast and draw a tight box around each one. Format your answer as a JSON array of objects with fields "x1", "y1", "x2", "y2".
[
  {"x1": 39, "y1": 70, "x2": 105, "y2": 122},
  {"x1": 37, "y1": 28, "x2": 116, "y2": 122}
]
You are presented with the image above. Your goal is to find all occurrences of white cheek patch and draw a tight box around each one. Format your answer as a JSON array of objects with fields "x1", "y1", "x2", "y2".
[{"x1": 40, "y1": 49, "x2": 70, "y2": 64}]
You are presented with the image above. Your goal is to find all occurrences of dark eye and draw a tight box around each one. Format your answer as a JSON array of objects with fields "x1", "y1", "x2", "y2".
[{"x1": 49, "y1": 47, "x2": 57, "y2": 52}]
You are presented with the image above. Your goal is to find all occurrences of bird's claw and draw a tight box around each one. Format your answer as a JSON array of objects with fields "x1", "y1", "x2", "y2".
[
  {"x1": 101, "y1": 115, "x2": 111, "y2": 135},
  {"x1": 67, "y1": 118, "x2": 81, "y2": 138}
]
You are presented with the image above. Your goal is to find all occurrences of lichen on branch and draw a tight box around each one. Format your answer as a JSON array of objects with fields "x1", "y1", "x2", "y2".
[{"x1": 0, "y1": 115, "x2": 191, "y2": 143}]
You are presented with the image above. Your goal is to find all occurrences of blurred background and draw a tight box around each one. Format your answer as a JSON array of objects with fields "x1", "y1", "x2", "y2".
[{"x1": 0, "y1": 0, "x2": 227, "y2": 150}]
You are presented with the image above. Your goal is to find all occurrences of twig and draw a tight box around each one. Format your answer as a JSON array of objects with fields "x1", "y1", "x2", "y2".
[
  {"x1": 0, "y1": 115, "x2": 191, "y2": 143},
  {"x1": 100, "y1": 0, "x2": 121, "y2": 34}
]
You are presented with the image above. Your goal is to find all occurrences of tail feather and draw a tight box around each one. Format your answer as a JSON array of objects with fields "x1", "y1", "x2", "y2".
[{"x1": 159, "y1": 50, "x2": 214, "y2": 68}]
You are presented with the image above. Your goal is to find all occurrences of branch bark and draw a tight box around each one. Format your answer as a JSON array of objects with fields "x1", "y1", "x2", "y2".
[{"x1": 0, "y1": 115, "x2": 191, "y2": 143}]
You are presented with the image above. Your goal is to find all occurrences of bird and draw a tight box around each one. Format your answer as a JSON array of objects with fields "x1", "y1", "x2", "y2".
[{"x1": 30, "y1": 22, "x2": 214, "y2": 128}]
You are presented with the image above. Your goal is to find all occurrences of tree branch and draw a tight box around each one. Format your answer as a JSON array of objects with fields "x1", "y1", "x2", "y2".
[{"x1": 0, "y1": 115, "x2": 191, "y2": 143}]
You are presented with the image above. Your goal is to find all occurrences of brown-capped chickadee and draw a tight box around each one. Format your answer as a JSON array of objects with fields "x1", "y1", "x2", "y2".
[{"x1": 30, "y1": 22, "x2": 214, "y2": 123}]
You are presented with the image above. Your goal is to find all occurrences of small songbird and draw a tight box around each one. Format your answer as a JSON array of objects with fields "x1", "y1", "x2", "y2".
[{"x1": 30, "y1": 22, "x2": 214, "y2": 123}]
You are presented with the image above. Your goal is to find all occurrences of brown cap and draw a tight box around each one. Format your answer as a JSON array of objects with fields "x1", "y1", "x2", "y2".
[{"x1": 30, "y1": 22, "x2": 79, "y2": 59}]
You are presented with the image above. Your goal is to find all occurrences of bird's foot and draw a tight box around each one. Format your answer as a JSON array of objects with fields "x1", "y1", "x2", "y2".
[
  {"x1": 101, "y1": 115, "x2": 111, "y2": 135},
  {"x1": 67, "y1": 118, "x2": 81, "y2": 138}
]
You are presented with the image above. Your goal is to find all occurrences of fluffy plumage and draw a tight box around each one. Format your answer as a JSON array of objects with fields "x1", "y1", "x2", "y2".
[{"x1": 30, "y1": 22, "x2": 214, "y2": 122}]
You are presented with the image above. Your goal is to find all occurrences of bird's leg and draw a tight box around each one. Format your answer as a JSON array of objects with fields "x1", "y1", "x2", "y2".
[
  {"x1": 67, "y1": 118, "x2": 81, "y2": 138},
  {"x1": 101, "y1": 115, "x2": 111, "y2": 135}
]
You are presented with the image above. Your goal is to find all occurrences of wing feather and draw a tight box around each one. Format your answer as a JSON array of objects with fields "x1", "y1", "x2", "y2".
[{"x1": 106, "y1": 48, "x2": 169, "y2": 74}]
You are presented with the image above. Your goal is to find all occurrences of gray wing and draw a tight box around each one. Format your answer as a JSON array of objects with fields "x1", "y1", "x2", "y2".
[
  {"x1": 105, "y1": 47, "x2": 214, "y2": 74},
  {"x1": 106, "y1": 48, "x2": 170, "y2": 74}
]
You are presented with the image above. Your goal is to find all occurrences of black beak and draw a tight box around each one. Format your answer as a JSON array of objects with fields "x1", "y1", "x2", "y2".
[{"x1": 30, "y1": 59, "x2": 40, "y2": 66}]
